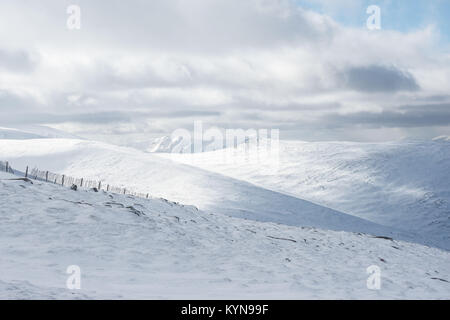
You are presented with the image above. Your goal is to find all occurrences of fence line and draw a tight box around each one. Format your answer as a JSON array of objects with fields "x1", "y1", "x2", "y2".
[
  {"x1": 0, "y1": 161, "x2": 15, "y2": 174},
  {"x1": 1, "y1": 160, "x2": 150, "y2": 199}
]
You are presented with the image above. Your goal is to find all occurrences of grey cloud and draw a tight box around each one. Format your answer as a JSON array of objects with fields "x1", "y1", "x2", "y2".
[
  {"x1": 83, "y1": 0, "x2": 336, "y2": 52},
  {"x1": 0, "y1": 90, "x2": 26, "y2": 108},
  {"x1": 83, "y1": 62, "x2": 193, "y2": 91},
  {"x1": 341, "y1": 65, "x2": 420, "y2": 93},
  {"x1": 0, "y1": 89, "x2": 38, "y2": 113},
  {"x1": 0, "y1": 0, "x2": 336, "y2": 53},
  {"x1": 0, "y1": 49, "x2": 37, "y2": 72},
  {"x1": 0, "y1": 112, "x2": 125, "y2": 126},
  {"x1": 0, "y1": 109, "x2": 222, "y2": 126},
  {"x1": 321, "y1": 103, "x2": 450, "y2": 128}
]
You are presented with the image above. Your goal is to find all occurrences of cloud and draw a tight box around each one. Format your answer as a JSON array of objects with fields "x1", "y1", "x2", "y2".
[
  {"x1": 322, "y1": 103, "x2": 450, "y2": 128},
  {"x1": 0, "y1": 49, "x2": 37, "y2": 72},
  {"x1": 0, "y1": 89, "x2": 37, "y2": 112},
  {"x1": 0, "y1": 0, "x2": 448, "y2": 142},
  {"x1": 341, "y1": 65, "x2": 420, "y2": 92},
  {"x1": 0, "y1": 0, "x2": 337, "y2": 52}
]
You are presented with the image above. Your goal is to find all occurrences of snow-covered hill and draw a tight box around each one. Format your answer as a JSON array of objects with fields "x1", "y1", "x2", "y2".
[
  {"x1": 147, "y1": 135, "x2": 187, "y2": 153},
  {"x1": 143, "y1": 135, "x2": 234, "y2": 153},
  {"x1": 433, "y1": 135, "x2": 450, "y2": 142},
  {"x1": 165, "y1": 139, "x2": 450, "y2": 250},
  {"x1": 0, "y1": 127, "x2": 45, "y2": 140},
  {"x1": 0, "y1": 172, "x2": 449, "y2": 299},
  {"x1": 0, "y1": 125, "x2": 80, "y2": 140},
  {"x1": 0, "y1": 138, "x2": 411, "y2": 243}
]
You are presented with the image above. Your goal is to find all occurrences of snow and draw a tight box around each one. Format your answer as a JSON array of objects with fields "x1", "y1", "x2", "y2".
[
  {"x1": 164, "y1": 139, "x2": 450, "y2": 250},
  {"x1": 144, "y1": 135, "x2": 230, "y2": 153},
  {"x1": 0, "y1": 172, "x2": 16, "y2": 179},
  {"x1": 1, "y1": 135, "x2": 449, "y2": 299},
  {"x1": 0, "y1": 138, "x2": 423, "y2": 247},
  {"x1": 0, "y1": 125, "x2": 80, "y2": 140},
  {"x1": 0, "y1": 127, "x2": 46, "y2": 140},
  {"x1": 0, "y1": 176, "x2": 449, "y2": 299},
  {"x1": 146, "y1": 135, "x2": 189, "y2": 153},
  {"x1": 433, "y1": 135, "x2": 450, "y2": 142}
]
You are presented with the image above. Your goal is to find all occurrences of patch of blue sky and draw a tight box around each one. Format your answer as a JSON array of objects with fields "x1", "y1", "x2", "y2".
[{"x1": 296, "y1": 0, "x2": 450, "y2": 44}]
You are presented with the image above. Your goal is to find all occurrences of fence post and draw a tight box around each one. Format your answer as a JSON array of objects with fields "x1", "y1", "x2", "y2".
[{"x1": 1, "y1": 165, "x2": 153, "y2": 200}]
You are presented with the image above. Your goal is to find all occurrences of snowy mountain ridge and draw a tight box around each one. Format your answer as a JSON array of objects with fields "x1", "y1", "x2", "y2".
[
  {"x1": 0, "y1": 171, "x2": 449, "y2": 299},
  {"x1": 0, "y1": 138, "x2": 435, "y2": 248},
  {"x1": 0, "y1": 125, "x2": 81, "y2": 140},
  {"x1": 165, "y1": 139, "x2": 450, "y2": 250}
]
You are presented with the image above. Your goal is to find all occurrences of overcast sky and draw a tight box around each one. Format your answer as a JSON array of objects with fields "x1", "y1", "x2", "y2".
[{"x1": 1, "y1": 0, "x2": 449, "y2": 143}]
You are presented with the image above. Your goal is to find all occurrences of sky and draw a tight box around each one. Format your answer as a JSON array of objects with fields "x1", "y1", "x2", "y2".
[
  {"x1": 0, "y1": 0, "x2": 449, "y2": 144},
  {"x1": 301, "y1": 0, "x2": 450, "y2": 41}
]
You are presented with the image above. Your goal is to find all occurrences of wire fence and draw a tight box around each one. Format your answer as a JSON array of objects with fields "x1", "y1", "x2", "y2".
[
  {"x1": 1, "y1": 160, "x2": 150, "y2": 199},
  {"x1": 0, "y1": 161, "x2": 15, "y2": 174}
]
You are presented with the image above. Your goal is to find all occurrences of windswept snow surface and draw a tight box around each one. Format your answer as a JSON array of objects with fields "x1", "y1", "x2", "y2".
[
  {"x1": 145, "y1": 134, "x2": 244, "y2": 153},
  {"x1": 0, "y1": 127, "x2": 45, "y2": 140},
  {"x1": 164, "y1": 140, "x2": 450, "y2": 251},
  {"x1": 0, "y1": 139, "x2": 419, "y2": 246},
  {"x1": 433, "y1": 136, "x2": 450, "y2": 142},
  {"x1": 0, "y1": 175, "x2": 449, "y2": 299},
  {"x1": 0, "y1": 125, "x2": 80, "y2": 140}
]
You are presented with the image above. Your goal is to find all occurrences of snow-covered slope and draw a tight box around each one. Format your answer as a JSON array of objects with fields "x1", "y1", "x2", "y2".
[
  {"x1": 0, "y1": 127, "x2": 45, "y2": 140},
  {"x1": 165, "y1": 140, "x2": 450, "y2": 250},
  {"x1": 0, "y1": 125, "x2": 80, "y2": 140},
  {"x1": 0, "y1": 139, "x2": 412, "y2": 244},
  {"x1": 144, "y1": 135, "x2": 232, "y2": 153},
  {"x1": 146, "y1": 135, "x2": 189, "y2": 153},
  {"x1": 0, "y1": 173, "x2": 449, "y2": 299},
  {"x1": 433, "y1": 135, "x2": 450, "y2": 142}
]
